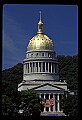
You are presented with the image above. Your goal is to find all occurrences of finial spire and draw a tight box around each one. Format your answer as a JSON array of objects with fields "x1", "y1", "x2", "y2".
[
  {"x1": 37, "y1": 11, "x2": 44, "y2": 34},
  {"x1": 39, "y1": 11, "x2": 42, "y2": 21}
]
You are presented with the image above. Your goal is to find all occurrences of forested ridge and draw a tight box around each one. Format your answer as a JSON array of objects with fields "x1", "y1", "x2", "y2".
[{"x1": 2, "y1": 55, "x2": 78, "y2": 116}]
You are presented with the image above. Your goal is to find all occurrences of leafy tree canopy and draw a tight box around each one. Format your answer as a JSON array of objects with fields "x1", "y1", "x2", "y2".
[{"x1": 19, "y1": 90, "x2": 43, "y2": 116}]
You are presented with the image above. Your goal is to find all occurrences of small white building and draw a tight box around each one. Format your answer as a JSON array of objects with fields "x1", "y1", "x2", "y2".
[{"x1": 18, "y1": 12, "x2": 68, "y2": 115}]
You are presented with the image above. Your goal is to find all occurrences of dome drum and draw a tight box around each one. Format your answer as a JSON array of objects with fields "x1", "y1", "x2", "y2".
[
  {"x1": 25, "y1": 51, "x2": 56, "y2": 59},
  {"x1": 23, "y1": 73, "x2": 59, "y2": 81}
]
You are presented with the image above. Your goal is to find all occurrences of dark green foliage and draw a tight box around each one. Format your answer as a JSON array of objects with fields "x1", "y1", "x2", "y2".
[
  {"x1": 61, "y1": 95, "x2": 78, "y2": 116},
  {"x1": 2, "y1": 63, "x2": 42, "y2": 116},
  {"x1": 2, "y1": 55, "x2": 78, "y2": 116},
  {"x1": 57, "y1": 55, "x2": 78, "y2": 91},
  {"x1": 19, "y1": 90, "x2": 42, "y2": 116},
  {"x1": 2, "y1": 63, "x2": 23, "y2": 86},
  {"x1": 2, "y1": 63, "x2": 23, "y2": 116},
  {"x1": 2, "y1": 95, "x2": 18, "y2": 116}
]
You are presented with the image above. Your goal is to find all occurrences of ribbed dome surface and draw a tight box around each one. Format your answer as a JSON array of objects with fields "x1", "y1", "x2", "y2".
[{"x1": 27, "y1": 33, "x2": 54, "y2": 51}]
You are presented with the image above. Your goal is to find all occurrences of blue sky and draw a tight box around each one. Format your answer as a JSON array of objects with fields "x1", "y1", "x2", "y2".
[{"x1": 2, "y1": 4, "x2": 78, "y2": 70}]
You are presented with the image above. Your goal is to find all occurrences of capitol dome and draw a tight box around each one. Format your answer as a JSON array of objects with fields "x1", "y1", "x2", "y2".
[
  {"x1": 28, "y1": 34, "x2": 54, "y2": 51},
  {"x1": 23, "y1": 11, "x2": 59, "y2": 82},
  {"x1": 27, "y1": 12, "x2": 54, "y2": 51}
]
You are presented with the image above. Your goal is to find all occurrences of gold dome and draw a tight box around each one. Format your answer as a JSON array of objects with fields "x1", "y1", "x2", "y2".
[{"x1": 27, "y1": 11, "x2": 54, "y2": 51}]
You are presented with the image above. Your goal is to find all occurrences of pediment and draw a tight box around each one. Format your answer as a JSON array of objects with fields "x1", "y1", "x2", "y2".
[{"x1": 34, "y1": 83, "x2": 63, "y2": 91}]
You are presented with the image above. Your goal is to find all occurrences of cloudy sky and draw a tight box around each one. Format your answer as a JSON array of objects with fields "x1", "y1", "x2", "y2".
[{"x1": 2, "y1": 4, "x2": 78, "y2": 70}]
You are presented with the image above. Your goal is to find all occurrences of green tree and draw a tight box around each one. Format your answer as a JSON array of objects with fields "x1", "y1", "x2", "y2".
[
  {"x1": 19, "y1": 90, "x2": 42, "y2": 116},
  {"x1": 61, "y1": 95, "x2": 78, "y2": 116},
  {"x1": 57, "y1": 55, "x2": 78, "y2": 91},
  {"x1": 2, "y1": 95, "x2": 18, "y2": 116}
]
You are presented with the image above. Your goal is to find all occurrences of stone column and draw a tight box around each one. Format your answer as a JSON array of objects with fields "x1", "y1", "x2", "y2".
[
  {"x1": 26, "y1": 63, "x2": 27, "y2": 73},
  {"x1": 28, "y1": 63, "x2": 29, "y2": 73},
  {"x1": 57, "y1": 94, "x2": 60, "y2": 112},
  {"x1": 48, "y1": 62, "x2": 49, "y2": 72},
  {"x1": 51, "y1": 62, "x2": 52, "y2": 73},
  {"x1": 49, "y1": 94, "x2": 51, "y2": 112},
  {"x1": 54, "y1": 63, "x2": 55, "y2": 73},
  {"x1": 27, "y1": 63, "x2": 29, "y2": 73},
  {"x1": 44, "y1": 94, "x2": 46, "y2": 112},
  {"x1": 53, "y1": 94, "x2": 56, "y2": 112},
  {"x1": 25, "y1": 64, "x2": 27, "y2": 74},
  {"x1": 66, "y1": 93, "x2": 67, "y2": 98},
  {"x1": 41, "y1": 62, "x2": 43, "y2": 72},
  {"x1": 39, "y1": 94, "x2": 41, "y2": 98},
  {"x1": 34, "y1": 62, "x2": 36, "y2": 72},
  {"x1": 29, "y1": 62, "x2": 31, "y2": 73},
  {"x1": 45, "y1": 62, "x2": 46, "y2": 72},
  {"x1": 61, "y1": 94, "x2": 64, "y2": 112},
  {"x1": 33, "y1": 62, "x2": 35, "y2": 72},
  {"x1": 38, "y1": 62, "x2": 40, "y2": 72},
  {"x1": 39, "y1": 94, "x2": 41, "y2": 103}
]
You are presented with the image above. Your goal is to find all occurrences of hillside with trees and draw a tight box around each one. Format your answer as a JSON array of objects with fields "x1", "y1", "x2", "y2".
[{"x1": 2, "y1": 55, "x2": 78, "y2": 116}]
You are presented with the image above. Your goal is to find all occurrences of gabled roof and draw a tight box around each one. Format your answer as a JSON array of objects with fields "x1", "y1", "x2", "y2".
[{"x1": 31, "y1": 83, "x2": 65, "y2": 91}]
